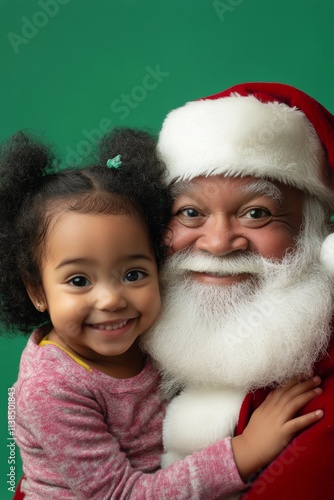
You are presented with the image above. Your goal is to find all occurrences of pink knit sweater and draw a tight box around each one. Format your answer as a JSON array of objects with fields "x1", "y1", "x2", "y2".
[{"x1": 14, "y1": 329, "x2": 246, "y2": 499}]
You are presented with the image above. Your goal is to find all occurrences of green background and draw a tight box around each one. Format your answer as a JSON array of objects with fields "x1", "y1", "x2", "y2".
[{"x1": 1, "y1": 0, "x2": 334, "y2": 497}]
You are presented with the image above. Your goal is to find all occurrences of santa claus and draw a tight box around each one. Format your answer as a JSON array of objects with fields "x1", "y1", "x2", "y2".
[{"x1": 143, "y1": 82, "x2": 334, "y2": 499}]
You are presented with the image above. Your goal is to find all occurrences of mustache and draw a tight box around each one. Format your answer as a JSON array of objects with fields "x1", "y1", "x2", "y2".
[{"x1": 163, "y1": 250, "x2": 268, "y2": 277}]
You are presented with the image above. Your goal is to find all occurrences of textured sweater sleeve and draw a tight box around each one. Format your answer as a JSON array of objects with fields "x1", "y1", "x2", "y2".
[{"x1": 18, "y1": 373, "x2": 247, "y2": 499}]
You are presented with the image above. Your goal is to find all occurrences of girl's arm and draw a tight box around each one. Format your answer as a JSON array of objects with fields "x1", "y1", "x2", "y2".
[
  {"x1": 17, "y1": 373, "x2": 245, "y2": 500},
  {"x1": 17, "y1": 374, "x2": 321, "y2": 499},
  {"x1": 231, "y1": 376, "x2": 322, "y2": 481}
]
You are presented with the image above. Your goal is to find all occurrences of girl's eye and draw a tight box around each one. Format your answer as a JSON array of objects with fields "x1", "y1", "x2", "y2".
[
  {"x1": 245, "y1": 208, "x2": 271, "y2": 219},
  {"x1": 124, "y1": 270, "x2": 146, "y2": 282},
  {"x1": 69, "y1": 276, "x2": 91, "y2": 287}
]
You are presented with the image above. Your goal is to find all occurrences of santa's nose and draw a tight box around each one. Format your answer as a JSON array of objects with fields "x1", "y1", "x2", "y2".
[{"x1": 194, "y1": 216, "x2": 249, "y2": 256}]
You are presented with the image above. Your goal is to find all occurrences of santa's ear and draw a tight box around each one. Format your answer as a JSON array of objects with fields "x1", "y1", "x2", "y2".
[
  {"x1": 25, "y1": 283, "x2": 47, "y2": 313},
  {"x1": 320, "y1": 234, "x2": 334, "y2": 276}
]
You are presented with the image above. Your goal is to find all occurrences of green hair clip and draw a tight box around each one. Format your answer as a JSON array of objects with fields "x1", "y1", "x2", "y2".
[{"x1": 106, "y1": 155, "x2": 122, "y2": 169}]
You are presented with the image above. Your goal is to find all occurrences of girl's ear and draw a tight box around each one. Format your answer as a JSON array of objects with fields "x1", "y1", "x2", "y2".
[{"x1": 25, "y1": 284, "x2": 47, "y2": 313}]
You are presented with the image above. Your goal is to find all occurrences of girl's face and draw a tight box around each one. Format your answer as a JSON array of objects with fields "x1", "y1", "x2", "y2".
[{"x1": 33, "y1": 211, "x2": 160, "y2": 372}]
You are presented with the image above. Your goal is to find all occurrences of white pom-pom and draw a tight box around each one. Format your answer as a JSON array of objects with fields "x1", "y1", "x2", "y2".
[{"x1": 320, "y1": 234, "x2": 334, "y2": 275}]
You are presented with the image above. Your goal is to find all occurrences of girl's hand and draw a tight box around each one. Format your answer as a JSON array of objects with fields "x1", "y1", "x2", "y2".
[{"x1": 231, "y1": 376, "x2": 323, "y2": 482}]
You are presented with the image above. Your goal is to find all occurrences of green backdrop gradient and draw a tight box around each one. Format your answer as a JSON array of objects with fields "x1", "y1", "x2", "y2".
[{"x1": 1, "y1": 0, "x2": 334, "y2": 497}]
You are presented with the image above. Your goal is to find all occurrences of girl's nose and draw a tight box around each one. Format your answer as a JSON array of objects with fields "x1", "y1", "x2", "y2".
[{"x1": 95, "y1": 284, "x2": 127, "y2": 311}]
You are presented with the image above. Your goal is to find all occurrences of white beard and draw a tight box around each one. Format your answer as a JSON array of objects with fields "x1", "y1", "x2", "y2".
[{"x1": 142, "y1": 198, "x2": 334, "y2": 468}]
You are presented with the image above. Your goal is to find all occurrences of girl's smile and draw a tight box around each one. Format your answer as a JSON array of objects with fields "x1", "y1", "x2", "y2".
[
  {"x1": 89, "y1": 318, "x2": 135, "y2": 332},
  {"x1": 87, "y1": 317, "x2": 139, "y2": 338}
]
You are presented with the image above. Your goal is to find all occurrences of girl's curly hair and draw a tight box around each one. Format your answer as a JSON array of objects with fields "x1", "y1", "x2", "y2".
[{"x1": 0, "y1": 128, "x2": 170, "y2": 335}]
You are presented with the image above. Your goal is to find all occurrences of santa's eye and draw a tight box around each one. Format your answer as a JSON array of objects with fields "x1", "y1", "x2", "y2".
[
  {"x1": 245, "y1": 208, "x2": 270, "y2": 219},
  {"x1": 172, "y1": 206, "x2": 205, "y2": 228},
  {"x1": 179, "y1": 208, "x2": 200, "y2": 218}
]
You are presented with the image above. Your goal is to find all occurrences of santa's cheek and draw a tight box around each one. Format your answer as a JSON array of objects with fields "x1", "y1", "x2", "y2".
[{"x1": 164, "y1": 224, "x2": 193, "y2": 254}]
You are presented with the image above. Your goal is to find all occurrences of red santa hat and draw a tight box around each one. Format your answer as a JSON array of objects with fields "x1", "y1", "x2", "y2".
[
  {"x1": 158, "y1": 82, "x2": 334, "y2": 268},
  {"x1": 158, "y1": 82, "x2": 334, "y2": 205}
]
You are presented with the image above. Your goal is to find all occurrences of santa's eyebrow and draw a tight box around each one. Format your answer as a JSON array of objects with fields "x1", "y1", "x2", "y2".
[
  {"x1": 170, "y1": 178, "x2": 283, "y2": 202},
  {"x1": 169, "y1": 180, "x2": 199, "y2": 199},
  {"x1": 242, "y1": 179, "x2": 283, "y2": 202}
]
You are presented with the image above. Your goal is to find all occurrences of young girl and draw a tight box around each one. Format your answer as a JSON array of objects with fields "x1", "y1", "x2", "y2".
[{"x1": 0, "y1": 128, "x2": 323, "y2": 499}]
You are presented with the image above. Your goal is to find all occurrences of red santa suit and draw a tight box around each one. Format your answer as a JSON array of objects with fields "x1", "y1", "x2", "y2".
[{"x1": 237, "y1": 334, "x2": 334, "y2": 499}]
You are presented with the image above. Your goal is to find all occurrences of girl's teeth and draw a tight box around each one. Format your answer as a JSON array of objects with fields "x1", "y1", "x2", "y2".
[{"x1": 94, "y1": 320, "x2": 128, "y2": 330}]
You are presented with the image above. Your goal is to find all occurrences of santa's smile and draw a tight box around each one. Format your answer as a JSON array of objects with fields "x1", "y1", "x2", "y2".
[{"x1": 189, "y1": 270, "x2": 252, "y2": 285}]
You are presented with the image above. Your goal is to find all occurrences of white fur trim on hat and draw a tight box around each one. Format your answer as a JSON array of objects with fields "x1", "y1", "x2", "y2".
[{"x1": 158, "y1": 94, "x2": 332, "y2": 204}]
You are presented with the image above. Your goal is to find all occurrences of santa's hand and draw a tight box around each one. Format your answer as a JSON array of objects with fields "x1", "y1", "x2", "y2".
[{"x1": 231, "y1": 376, "x2": 323, "y2": 482}]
